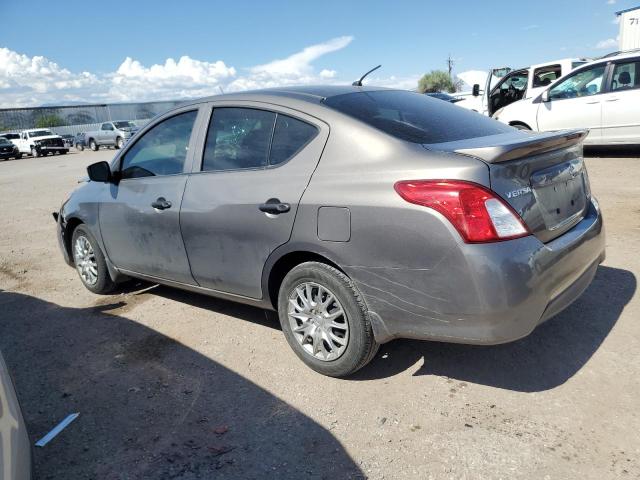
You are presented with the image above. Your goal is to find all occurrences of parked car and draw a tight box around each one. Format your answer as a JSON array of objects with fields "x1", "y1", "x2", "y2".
[
  {"x1": 74, "y1": 132, "x2": 87, "y2": 151},
  {"x1": 54, "y1": 86, "x2": 605, "y2": 377},
  {"x1": 0, "y1": 136, "x2": 22, "y2": 160},
  {"x1": 493, "y1": 51, "x2": 640, "y2": 144},
  {"x1": 14, "y1": 129, "x2": 68, "y2": 157},
  {"x1": 0, "y1": 348, "x2": 32, "y2": 480},
  {"x1": 457, "y1": 58, "x2": 589, "y2": 116},
  {"x1": 1, "y1": 132, "x2": 21, "y2": 145},
  {"x1": 84, "y1": 121, "x2": 139, "y2": 151},
  {"x1": 425, "y1": 92, "x2": 462, "y2": 103},
  {"x1": 60, "y1": 134, "x2": 75, "y2": 148}
]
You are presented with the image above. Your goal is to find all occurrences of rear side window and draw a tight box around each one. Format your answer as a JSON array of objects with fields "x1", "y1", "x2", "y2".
[
  {"x1": 270, "y1": 115, "x2": 318, "y2": 165},
  {"x1": 323, "y1": 90, "x2": 511, "y2": 144},
  {"x1": 120, "y1": 110, "x2": 197, "y2": 179},
  {"x1": 202, "y1": 108, "x2": 318, "y2": 171}
]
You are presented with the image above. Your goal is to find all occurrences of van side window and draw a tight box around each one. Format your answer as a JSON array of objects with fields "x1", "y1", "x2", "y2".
[
  {"x1": 548, "y1": 66, "x2": 606, "y2": 100},
  {"x1": 532, "y1": 64, "x2": 561, "y2": 88},
  {"x1": 611, "y1": 61, "x2": 640, "y2": 91},
  {"x1": 120, "y1": 110, "x2": 197, "y2": 179}
]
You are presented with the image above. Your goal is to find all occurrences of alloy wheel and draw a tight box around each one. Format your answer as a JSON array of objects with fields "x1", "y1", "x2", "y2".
[
  {"x1": 287, "y1": 282, "x2": 349, "y2": 361},
  {"x1": 73, "y1": 235, "x2": 98, "y2": 286}
]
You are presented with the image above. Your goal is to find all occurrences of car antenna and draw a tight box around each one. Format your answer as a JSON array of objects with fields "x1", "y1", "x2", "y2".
[{"x1": 352, "y1": 65, "x2": 382, "y2": 86}]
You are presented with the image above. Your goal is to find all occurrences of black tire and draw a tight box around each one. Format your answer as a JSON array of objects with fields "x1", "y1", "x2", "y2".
[
  {"x1": 277, "y1": 262, "x2": 379, "y2": 377},
  {"x1": 71, "y1": 225, "x2": 115, "y2": 294},
  {"x1": 31, "y1": 147, "x2": 40, "y2": 158},
  {"x1": 89, "y1": 139, "x2": 99, "y2": 151},
  {"x1": 60, "y1": 150, "x2": 68, "y2": 155},
  {"x1": 115, "y1": 137, "x2": 124, "y2": 149},
  {"x1": 76, "y1": 143, "x2": 84, "y2": 151},
  {"x1": 14, "y1": 153, "x2": 22, "y2": 160}
]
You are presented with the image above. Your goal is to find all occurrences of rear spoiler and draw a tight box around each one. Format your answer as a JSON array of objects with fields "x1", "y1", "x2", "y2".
[{"x1": 452, "y1": 129, "x2": 588, "y2": 163}]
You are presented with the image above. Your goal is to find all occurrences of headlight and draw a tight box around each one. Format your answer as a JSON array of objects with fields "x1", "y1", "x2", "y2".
[{"x1": 493, "y1": 107, "x2": 505, "y2": 120}]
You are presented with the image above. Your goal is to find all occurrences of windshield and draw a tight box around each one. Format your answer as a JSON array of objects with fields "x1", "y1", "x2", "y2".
[
  {"x1": 323, "y1": 90, "x2": 511, "y2": 144},
  {"x1": 28, "y1": 130, "x2": 54, "y2": 138},
  {"x1": 113, "y1": 121, "x2": 136, "y2": 129},
  {"x1": 3, "y1": 133, "x2": 19, "y2": 139},
  {"x1": 0, "y1": 137, "x2": 11, "y2": 145}
]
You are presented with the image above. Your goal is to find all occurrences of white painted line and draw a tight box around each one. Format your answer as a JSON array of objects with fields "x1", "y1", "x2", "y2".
[{"x1": 35, "y1": 413, "x2": 79, "y2": 447}]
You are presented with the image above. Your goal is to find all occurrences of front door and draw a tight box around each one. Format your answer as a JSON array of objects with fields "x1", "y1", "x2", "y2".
[
  {"x1": 99, "y1": 108, "x2": 201, "y2": 284},
  {"x1": 536, "y1": 64, "x2": 607, "y2": 143},
  {"x1": 180, "y1": 104, "x2": 328, "y2": 298}
]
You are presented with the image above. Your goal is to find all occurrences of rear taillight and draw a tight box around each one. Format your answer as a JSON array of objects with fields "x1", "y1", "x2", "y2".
[{"x1": 394, "y1": 180, "x2": 529, "y2": 243}]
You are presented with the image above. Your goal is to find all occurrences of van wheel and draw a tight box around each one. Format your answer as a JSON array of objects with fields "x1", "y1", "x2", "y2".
[
  {"x1": 277, "y1": 262, "x2": 379, "y2": 377},
  {"x1": 71, "y1": 225, "x2": 115, "y2": 294},
  {"x1": 31, "y1": 147, "x2": 40, "y2": 157},
  {"x1": 89, "y1": 139, "x2": 99, "y2": 151}
]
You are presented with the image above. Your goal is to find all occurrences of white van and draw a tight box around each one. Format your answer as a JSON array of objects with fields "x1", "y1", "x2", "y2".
[
  {"x1": 493, "y1": 51, "x2": 640, "y2": 145},
  {"x1": 457, "y1": 58, "x2": 589, "y2": 116}
]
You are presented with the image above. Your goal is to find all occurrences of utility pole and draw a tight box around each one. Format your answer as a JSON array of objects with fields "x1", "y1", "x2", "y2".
[{"x1": 446, "y1": 54, "x2": 455, "y2": 80}]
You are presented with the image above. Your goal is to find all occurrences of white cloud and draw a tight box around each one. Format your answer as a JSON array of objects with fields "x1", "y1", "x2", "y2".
[
  {"x1": 0, "y1": 37, "x2": 353, "y2": 107},
  {"x1": 595, "y1": 37, "x2": 619, "y2": 49},
  {"x1": 523, "y1": 24, "x2": 539, "y2": 30},
  {"x1": 226, "y1": 36, "x2": 353, "y2": 91},
  {"x1": 607, "y1": 0, "x2": 616, "y2": 4}
]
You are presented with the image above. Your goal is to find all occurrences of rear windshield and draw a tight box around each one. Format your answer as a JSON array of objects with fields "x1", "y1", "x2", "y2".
[{"x1": 323, "y1": 90, "x2": 511, "y2": 144}]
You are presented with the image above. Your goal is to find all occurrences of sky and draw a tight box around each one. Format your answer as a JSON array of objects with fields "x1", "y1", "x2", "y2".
[{"x1": 0, "y1": 0, "x2": 634, "y2": 107}]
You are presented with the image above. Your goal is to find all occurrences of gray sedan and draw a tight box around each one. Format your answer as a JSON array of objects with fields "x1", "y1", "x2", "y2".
[{"x1": 54, "y1": 86, "x2": 605, "y2": 377}]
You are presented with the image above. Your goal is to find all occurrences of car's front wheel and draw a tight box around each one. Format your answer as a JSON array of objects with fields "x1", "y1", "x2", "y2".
[
  {"x1": 71, "y1": 225, "x2": 115, "y2": 294},
  {"x1": 31, "y1": 147, "x2": 40, "y2": 157},
  {"x1": 76, "y1": 143, "x2": 84, "y2": 151},
  {"x1": 115, "y1": 137, "x2": 124, "y2": 149},
  {"x1": 277, "y1": 262, "x2": 379, "y2": 377}
]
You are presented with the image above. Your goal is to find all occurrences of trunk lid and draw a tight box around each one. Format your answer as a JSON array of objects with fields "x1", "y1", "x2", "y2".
[{"x1": 425, "y1": 129, "x2": 590, "y2": 243}]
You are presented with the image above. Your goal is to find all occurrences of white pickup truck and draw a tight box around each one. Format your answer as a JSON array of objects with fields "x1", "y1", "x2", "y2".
[
  {"x1": 84, "y1": 121, "x2": 139, "y2": 151},
  {"x1": 456, "y1": 58, "x2": 589, "y2": 116},
  {"x1": 14, "y1": 129, "x2": 68, "y2": 157}
]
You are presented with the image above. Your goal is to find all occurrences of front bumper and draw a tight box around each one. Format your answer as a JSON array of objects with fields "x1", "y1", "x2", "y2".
[
  {"x1": 54, "y1": 209, "x2": 73, "y2": 267},
  {"x1": 348, "y1": 198, "x2": 605, "y2": 345},
  {"x1": 36, "y1": 146, "x2": 68, "y2": 153},
  {"x1": 0, "y1": 149, "x2": 19, "y2": 158}
]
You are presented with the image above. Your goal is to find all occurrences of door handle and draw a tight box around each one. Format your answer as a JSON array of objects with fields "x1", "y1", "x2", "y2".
[
  {"x1": 259, "y1": 198, "x2": 290, "y2": 215},
  {"x1": 605, "y1": 98, "x2": 620, "y2": 102},
  {"x1": 151, "y1": 197, "x2": 172, "y2": 210},
  {"x1": 585, "y1": 100, "x2": 600, "y2": 104}
]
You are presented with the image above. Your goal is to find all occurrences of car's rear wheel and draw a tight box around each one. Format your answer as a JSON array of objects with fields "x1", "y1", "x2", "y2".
[
  {"x1": 511, "y1": 123, "x2": 531, "y2": 131},
  {"x1": 277, "y1": 262, "x2": 378, "y2": 377},
  {"x1": 71, "y1": 225, "x2": 115, "y2": 294},
  {"x1": 89, "y1": 139, "x2": 99, "y2": 151}
]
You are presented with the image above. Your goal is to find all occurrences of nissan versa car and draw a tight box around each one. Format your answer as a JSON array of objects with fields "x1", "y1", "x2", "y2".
[{"x1": 54, "y1": 86, "x2": 605, "y2": 377}]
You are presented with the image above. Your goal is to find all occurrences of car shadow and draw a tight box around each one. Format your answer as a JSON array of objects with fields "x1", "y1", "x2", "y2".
[
  {"x1": 0, "y1": 290, "x2": 364, "y2": 480},
  {"x1": 352, "y1": 266, "x2": 635, "y2": 391}
]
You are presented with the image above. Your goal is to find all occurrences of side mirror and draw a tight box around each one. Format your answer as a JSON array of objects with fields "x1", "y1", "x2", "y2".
[
  {"x1": 472, "y1": 84, "x2": 480, "y2": 96},
  {"x1": 87, "y1": 161, "x2": 112, "y2": 183},
  {"x1": 541, "y1": 90, "x2": 550, "y2": 102}
]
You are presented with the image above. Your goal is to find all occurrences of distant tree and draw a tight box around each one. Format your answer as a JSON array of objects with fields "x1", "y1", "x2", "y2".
[
  {"x1": 34, "y1": 114, "x2": 65, "y2": 128},
  {"x1": 417, "y1": 70, "x2": 457, "y2": 93}
]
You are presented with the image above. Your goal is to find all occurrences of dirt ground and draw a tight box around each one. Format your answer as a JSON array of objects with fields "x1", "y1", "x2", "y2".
[{"x1": 1, "y1": 147, "x2": 639, "y2": 479}]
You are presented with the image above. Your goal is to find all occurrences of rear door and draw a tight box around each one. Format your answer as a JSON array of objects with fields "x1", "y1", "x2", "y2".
[
  {"x1": 180, "y1": 103, "x2": 329, "y2": 298},
  {"x1": 536, "y1": 63, "x2": 606, "y2": 143},
  {"x1": 99, "y1": 107, "x2": 202, "y2": 284},
  {"x1": 600, "y1": 59, "x2": 640, "y2": 144}
]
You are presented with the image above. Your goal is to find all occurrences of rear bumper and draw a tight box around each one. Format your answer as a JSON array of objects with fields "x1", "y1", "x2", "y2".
[{"x1": 348, "y1": 198, "x2": 605, "y2": 344}]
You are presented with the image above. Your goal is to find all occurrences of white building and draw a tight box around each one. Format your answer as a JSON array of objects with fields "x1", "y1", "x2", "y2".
[{"x1": 617, "y1": 6, "x2": 640, "y2": 51}]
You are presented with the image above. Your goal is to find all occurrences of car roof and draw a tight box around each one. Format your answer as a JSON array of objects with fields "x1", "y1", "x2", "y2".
[{"x1": 181, "y1": 85, "x2": 394, "y2": 108}]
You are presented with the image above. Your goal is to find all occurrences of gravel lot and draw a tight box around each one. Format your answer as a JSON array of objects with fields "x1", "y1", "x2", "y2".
[{"x1": 1, "y1": 147, "x2": 639, "y2": 479}]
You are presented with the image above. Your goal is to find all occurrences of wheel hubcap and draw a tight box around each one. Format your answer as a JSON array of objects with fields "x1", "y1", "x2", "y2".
[
  {"x1": 73, "y1": 235, "x2": 98, "y2": 286},
  {"x1": 287, "y1": 282, "x2": 349, "y2": 361}
]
